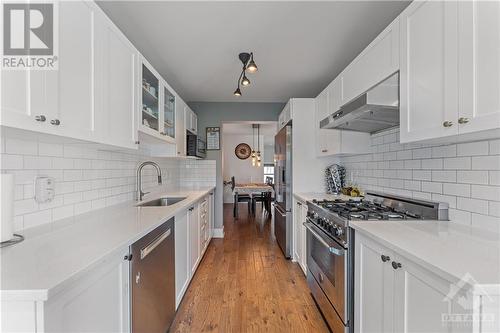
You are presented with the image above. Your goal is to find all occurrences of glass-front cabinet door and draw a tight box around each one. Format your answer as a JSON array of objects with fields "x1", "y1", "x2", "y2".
[
  {"x1": 162, "y1": 85, "x2": 175, "y2": 139},
  {"x1": 141, "y1": 63, "x2": 160, "y2": 132}
]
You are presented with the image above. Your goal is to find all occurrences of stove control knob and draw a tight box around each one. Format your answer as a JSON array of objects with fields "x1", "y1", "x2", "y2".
[
  {"x1": 335, "y1": 227, "x2": 344, "y2": 236},
  {"x1": 313, "y1": 212, "x2": 319, "y2": 219}
]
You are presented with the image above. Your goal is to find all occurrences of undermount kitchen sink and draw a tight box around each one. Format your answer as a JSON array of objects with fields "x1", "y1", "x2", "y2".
[{"x1": 137, "y1": 197, "x2": 187, "y2": 207}]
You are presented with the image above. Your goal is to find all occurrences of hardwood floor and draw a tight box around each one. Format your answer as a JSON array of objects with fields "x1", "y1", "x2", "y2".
[{"x1": 170, "y1": 203, "x2": 330, "y2": 333}]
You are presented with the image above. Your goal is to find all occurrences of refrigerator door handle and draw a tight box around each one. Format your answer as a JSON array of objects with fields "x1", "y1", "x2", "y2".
[{"x1": 275, "y1": 204, "x2": 287, "y2": 216}]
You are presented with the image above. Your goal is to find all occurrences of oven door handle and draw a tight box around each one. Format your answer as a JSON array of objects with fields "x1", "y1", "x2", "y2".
[{"x1": 304, "y1": 221, "x2": 345, "y2": 256}]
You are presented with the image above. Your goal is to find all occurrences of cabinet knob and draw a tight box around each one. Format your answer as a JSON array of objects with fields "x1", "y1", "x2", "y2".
[
  {"x1": 458, "y1": 117, "x2": 469, "y2": 124},
  {"x1": 35, "y1": 115, "x2": 46, "y2": 122},
  {"x1": 381, "y1": 255, "x2": 391, "y2": 262},
  {"x1": 443, "y1": 121, "x2": 453, "y2": 128},
  {"x1": 391, "y1": 261, "x2": 402, "y2": 270},
  {"x1": 50, "y1": 119, "x2": 60, "y2": 126}
]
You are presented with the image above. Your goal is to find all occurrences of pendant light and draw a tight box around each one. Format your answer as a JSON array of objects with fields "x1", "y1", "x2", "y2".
[
  {"x1": 251, "y1": 125, "x2": 256, "y2": 166},
  {"x1": 246, "y1": 53, "x2": 258, "y2": 73},
  {"x1": 256, "y1": 124, "x2": 261, "y2": 167},
  {"x1": 233, "y1": 52, "x2": 258, "y2": 97}
]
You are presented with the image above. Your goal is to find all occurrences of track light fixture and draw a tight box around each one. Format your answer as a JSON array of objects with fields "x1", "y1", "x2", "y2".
[{"x1": 233, "y1": 52, "x2": 258, "y2": 97}]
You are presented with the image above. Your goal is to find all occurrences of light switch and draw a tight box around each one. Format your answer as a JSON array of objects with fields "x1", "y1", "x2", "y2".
[{"x1": 34, "y1": 176, "x2": 55, "y2": 203}]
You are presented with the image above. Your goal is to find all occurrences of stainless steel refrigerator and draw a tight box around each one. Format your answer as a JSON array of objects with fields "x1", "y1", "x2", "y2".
[{"x1": 274, "y1": 124, "x2": 292, "y2": 259}]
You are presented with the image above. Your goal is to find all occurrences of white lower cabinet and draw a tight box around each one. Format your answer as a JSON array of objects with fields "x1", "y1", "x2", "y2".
[
  {"x1": 174, "y1": 211, "x2": 190, "y2": 309},
  {"x1": 355, "y1": 232, "x2": 474, "y2": 333},
  {"x1": 44, "y1": 248, "x2": 130, "y2": 333},
  {"x1": 293, "y1": 198, "x2": 308, "y2": 275},
  {"x1": 188, "y1": 203, "x2": 200, "y2": 276}
]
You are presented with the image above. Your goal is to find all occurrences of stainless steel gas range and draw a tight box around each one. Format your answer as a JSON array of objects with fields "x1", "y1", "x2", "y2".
[{"x1": 304, "y1": 191, "x2": 448, "y2": 333}]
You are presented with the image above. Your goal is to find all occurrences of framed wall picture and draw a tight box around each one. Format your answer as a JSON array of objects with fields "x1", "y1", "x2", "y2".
[{"x1": 206, "y1": 127, "x2": 220, "y2": 150}]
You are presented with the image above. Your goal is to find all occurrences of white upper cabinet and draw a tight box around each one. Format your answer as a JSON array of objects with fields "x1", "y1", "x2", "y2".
[
  {"x1": 458, "y1": 0, "x2": 500, "y2": 134},
  {"x1": 185, "y1": 106, "x2": 198, "y2": 135},
  {"x1": 1, "y1": 1, "x2": 139, "y2": 149},
  {"x1": 400, "y1": 0, "x2": 500, "y2": 143},
  {"x1": 1, "y1": 1, "x2": 94, "y2": 140},
  {"x1": 175, "y1": 98, "x2": 187, "y2": 156},
  {"x1": 94, "y1": 4, "x2": 138, "y2": 149},
  {"x1": 400, "y1": 1, "x2": 460, "y2": 143},
  {"x1": 278, "y1": 101, "x2": 292, "y2": 129},
  {"x1": 341, "y1": 17, "x2": 400, "y2": 105}
]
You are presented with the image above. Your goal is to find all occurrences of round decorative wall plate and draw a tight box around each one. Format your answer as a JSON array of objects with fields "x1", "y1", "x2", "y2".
[{"x1": 235, "y1": 143, "x2": 252, "y2": 160}]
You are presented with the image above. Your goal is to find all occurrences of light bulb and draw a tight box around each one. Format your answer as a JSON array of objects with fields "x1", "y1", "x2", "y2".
[
  {"x1": 246, "y1": 59, "x2": 258, "y2": 73},
  {"x1": 241, "y1": 74, "x2": 250, "y2": 86}
]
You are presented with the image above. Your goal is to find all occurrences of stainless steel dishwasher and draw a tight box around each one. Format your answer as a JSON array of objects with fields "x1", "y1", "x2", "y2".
[{"x1": 130, "y1": 217, "x2": 175, "y2": 333}]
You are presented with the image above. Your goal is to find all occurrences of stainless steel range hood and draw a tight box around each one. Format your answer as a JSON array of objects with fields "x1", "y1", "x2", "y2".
[{"x1": 320, "y1": 73, "x2": 399, "y2": 133}]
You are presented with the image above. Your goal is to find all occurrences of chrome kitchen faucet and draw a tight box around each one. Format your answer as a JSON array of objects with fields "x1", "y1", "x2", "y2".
[{"x1": 137, "y1": 161, "x2": 162, "y2": 201}]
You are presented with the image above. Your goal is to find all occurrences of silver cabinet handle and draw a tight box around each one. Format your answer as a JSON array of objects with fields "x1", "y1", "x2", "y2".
[
  {"x1": 458, "y1": 117, "x2": 469, "y2": 124},
  {"x1": 392, "y1": 261, "x2": 402, "y2": 270},
  {"x1": 50, "y1": 119, "x2": 60, "y2": 126},
  {"x1": 35, "y1": 115, "x2": 46, "y2": 122},
  {"x1": 140, "y1": 228, "x2": 171, "y2": 260},
  {"x1": 443, "y1": 121, "x2": 453, "y2": 127},
  {"x1": 135, "y1": 271, "x2": 141, "y2": 284}
]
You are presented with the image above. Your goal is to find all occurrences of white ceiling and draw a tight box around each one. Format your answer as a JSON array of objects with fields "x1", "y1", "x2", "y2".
[{"x1": 97, "y1": 1, "x2": 410, "y2": 103}]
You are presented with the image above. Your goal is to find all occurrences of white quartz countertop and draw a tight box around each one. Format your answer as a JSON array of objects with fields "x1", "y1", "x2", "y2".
[
  {"x1": 294, "y1": 192, "x2": 500, "y2": 286},
  {"x1": 0, "y1": 187, "x2": 215, "y2": 301},
  {"x1": 350, "y1": 220, "x2": 500, "y2": 286}
]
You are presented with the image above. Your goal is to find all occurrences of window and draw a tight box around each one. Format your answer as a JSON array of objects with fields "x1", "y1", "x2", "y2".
[{"x1": 264, "y1": 164, "x2": 274, "y2": 184}]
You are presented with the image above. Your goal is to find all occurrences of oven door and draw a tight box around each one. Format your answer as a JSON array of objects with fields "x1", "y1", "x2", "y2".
[{"x1": 305, "y1": 219, "x2": 347, "y2": 324}]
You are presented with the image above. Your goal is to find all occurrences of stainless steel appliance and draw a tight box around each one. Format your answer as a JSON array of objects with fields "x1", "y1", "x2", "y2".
[
  {"x1": 274, "y1": 124, "x2": 292, "y2": 258},
  {"x1": 130, "y1": 218, "x2": 175, "y2": 333},
  {"x1": 305, "y1": 192, "x2": 448, "y2": 332},
  {"x1": 320, "y1": 73, "x2": 399, "y2": 133},
  {"x1": 187, "y1": 133, "x2": 206, "y2": 158}
]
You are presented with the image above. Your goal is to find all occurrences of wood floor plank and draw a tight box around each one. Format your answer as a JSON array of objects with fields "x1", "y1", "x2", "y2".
[{"x1": 170, "y1": 204, "x2": 330, "y2": 333}]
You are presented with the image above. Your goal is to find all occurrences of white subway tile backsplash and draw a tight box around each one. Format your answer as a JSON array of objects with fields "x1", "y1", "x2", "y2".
[
  {"x1": 24, "y1": 210, "x2": 52, "y2": 229},
  {"x1": 340, "y1": 130, "x2": 500, "y2": 231},
  {"x1": 443, "y1": 183, "x2": 471, "y2": 197},
  {"x1": 2, "y1": 133, "x2": 216, "y2": 232},
  {"x1": 432, "y1": 170, "x2": 457, "y2": 183},
  {"x1": 6, "y1": 138, "x2": 38, "y2": 155},
  {"x1": 443, "y1": 157, "x2": 471, "y2": 170},
  {"x1": 413, "y1": 148, "x2": 432, "y2": 159},
  {"x1": 471, "y1": 185, "x2": 500, "y2": 201},
  {"x1": 38, "y1": 142, "x2": 63, "y2": 157},
  {"x1": 421, "y1": 158, "x2": 443, "y2": 170},
  {"x1": 2, "y1": 154, "x2": 24, "y2": 169},
  {"x1": 432, "y1": 145, "x2": 456, "y2": 158},
  {"x1": 472, "y1": 156, "x2": 500, "y2": 170},
  {"x1": 471, "y1": 213, "x2": 500, "y2": 232},
  {"x1": 457, "y1": 141, "x2": 489, "y2": 156},
  {"x1": 457, "y1": 171, "x2": 489, "y2": 185},
  {"x1": 457, "y1": 197, "x2": 488, "y2": 214},
  {"x1": 421, "y1": 181, "x2": 442, "y2": 194},
  {"x1": 489, "y1": 139, "x2": 500, "y2": 155}
]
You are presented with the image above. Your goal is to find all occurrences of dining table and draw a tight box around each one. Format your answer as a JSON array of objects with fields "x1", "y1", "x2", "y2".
[{"x1": 232, "y1": 183, "x2": 274, "y2": 216}]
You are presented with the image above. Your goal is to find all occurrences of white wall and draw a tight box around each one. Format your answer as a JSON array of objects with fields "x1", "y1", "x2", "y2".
[
  {"x1": 341, "y1": 127, "x2": 500, "y2": 232},
  {"x1": 0, "y1": 130, "x2": 216, "y2": 232},
  {"x1": 222, "y1": 133, "x2": 264, "y2": 203}
]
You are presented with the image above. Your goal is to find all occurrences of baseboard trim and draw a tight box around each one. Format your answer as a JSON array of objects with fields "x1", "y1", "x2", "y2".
[{"x1": 212, "y1": 227, "x2": 224, "y2": 238}]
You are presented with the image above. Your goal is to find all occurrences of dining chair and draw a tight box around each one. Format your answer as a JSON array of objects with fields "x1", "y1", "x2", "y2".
[
  {"x1": 252, "y1": 191, "x2": 272, "y2": 215},
  {"x1": 231, "y1": 176, "x2": 251, "y2": 218}
]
